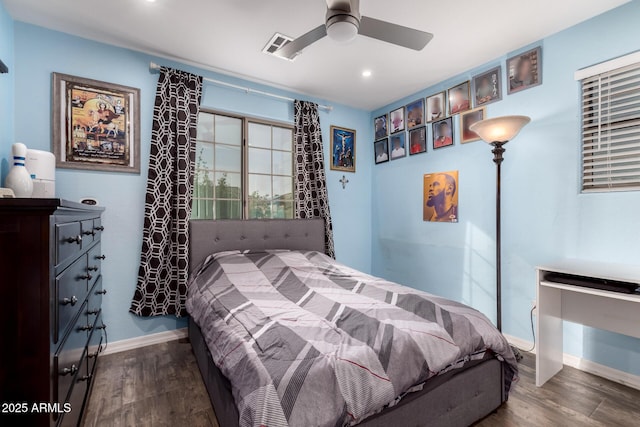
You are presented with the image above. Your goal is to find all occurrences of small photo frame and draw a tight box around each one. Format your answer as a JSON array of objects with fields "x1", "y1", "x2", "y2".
[
  {"x1": 507, "y1": 46, "x2": 542, "y2": 94},
  {"x1": 405, "y1": 98, "x2": 425, "y2": 129},
  {"x1": 330, "y1": 125, "x2": 356, "y2": 173},
  {"x1": 460, "y1": 108, "x2": 486, "y2": 143},
  {"x1": 390, "y1": 107, "x2": 405, "y2": 134},
  {"x1": 409, "y1": 127, "x2": 427, "y2": 155},
  {"x1": 426, "y1": 92, "x2": 446, "y2": 123},
  {"x1": 374, "y1": 139, "x2": 389, "y2": 164},
  {"x1": 448, "y1": 81, "x2": 471, "y2": 115},
  {"x1": 472, "y1": 66, "x2": 502, "y2": 107},
  {"x1": 389, "y1": 133, "x2": 407, "y2": 160},
  {"x1": 374, "y1": 114, "x2": 388, "y2": 140},
  {"x1": 432, "y1": 117, "x2": 454, "y2": 149}
]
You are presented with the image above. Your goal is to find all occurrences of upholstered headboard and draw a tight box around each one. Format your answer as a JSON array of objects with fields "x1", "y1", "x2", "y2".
[{"x1": 189, "y1": 219, "x2": 325, "y2": 273}]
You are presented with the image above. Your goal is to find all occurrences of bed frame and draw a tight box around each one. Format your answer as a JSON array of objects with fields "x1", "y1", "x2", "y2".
[{"x1": 188, "y1": 219, "x2": 507, "y2": 427}]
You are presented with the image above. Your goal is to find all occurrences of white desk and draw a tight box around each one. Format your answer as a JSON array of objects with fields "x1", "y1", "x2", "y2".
[{"x1": 536, "y1": 259, "x2": 640, "y2": 387}]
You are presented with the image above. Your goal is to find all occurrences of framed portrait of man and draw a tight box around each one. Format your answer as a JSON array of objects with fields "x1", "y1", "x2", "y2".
[
  {"x1": 432, "y1": 117, "x2": 454, "y2": 149},
  {"x1": 374, "y1": 114, "x2": 388, "y2": 140},
  {"x1": 423, "y1": 170, "x2": 459, "y2": 223},
  {"x1": 460, "y1": 108, "x2": 486, "y2": 143},
  {"x1": 389, "y1": 133, "x2": 407, "y2": 160},
  {"x1": 448, "y1": 81, "x2": 471, "y2": 115},
  {"x1": 405, "y1": 98, "x2": 425, "y2": 129},
  {"x1": 374, "y1": 138, "x2": 389, "y2": 165},
  {"x1": 389, "y1": 107, "x2": 405, "y2": 134},
  {"x1": 426, "y1": 92, "x2": 446, "y2": 123},
  {"x1": 507, "y1": 46, "x2": 542, "y2": 94},
  {"x1": 409, "y1": 127, "x2": 427, "y2": 155},
  {"x1": 472, "y1": 66, "x2": 502, "y2": 107}
]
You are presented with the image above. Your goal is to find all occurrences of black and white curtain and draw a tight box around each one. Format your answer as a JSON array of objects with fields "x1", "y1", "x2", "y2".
[
  {"x1": 293, "y1": 100, "x2": 336, "y2": 258},
  {"x1": 130, "y1": 67, "x2": 203, "y2": 317}
]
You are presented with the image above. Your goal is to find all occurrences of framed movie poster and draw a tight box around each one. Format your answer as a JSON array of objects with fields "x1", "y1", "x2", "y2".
[
  {"x1": 374, "y1": 139, "x2": 389, "y2": 164},
  {"x1": 460, "y1": 108, "x2": 486, "y2": 143},
  {"x1": 432, "y1": 117, "x2": 454, "y2": 149},
  {"x1": 330, "y1": 125, "x2": 356, "y2": 172},
  {"x1": 374, "y1": 114, "x2": 388, "y2": 140},
  {"x1": 507, "y1": 46, "x2": 542, "y2": 94},
  {"x1": 472, "y1": 66, "x2": 502, "y2": 107},
  {"x1": 448, "y1": 81, "x2": 471, "y2": 115},
  {"x1": 423, "y1": 170, "x2": 459, "y2": 223},
  {"x1": 52, "y1": 73, "x2": 140, "y2": 173},
  {"x1": 405, "y1": 98, "x2": 425, "y2": 129}
]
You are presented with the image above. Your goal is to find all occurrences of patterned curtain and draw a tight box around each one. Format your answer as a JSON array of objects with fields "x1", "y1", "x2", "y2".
[
  {"x1": 130, "y1": 67, "x2": 203, "y2": 317},
  {"x1": 293, "y1": 100, "x2": 335, "y2": 258}
]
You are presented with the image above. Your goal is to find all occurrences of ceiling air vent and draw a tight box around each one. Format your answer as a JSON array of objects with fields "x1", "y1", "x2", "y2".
[{"x1": 262, "y1": 33, "x2": 296, "y2": 61}]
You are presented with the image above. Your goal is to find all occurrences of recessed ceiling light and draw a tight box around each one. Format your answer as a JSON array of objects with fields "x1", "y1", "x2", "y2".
[
  {"x1": 146, "y1": 0, "x2": 156, "y2": 3},
  {"x1": 362, "y1": 70, "x2": 372, "y2": 78}
]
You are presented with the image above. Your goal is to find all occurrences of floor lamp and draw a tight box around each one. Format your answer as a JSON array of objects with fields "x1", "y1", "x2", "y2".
[{"x1": 469, "y1": 116, "x2": 531, "y2": 333}]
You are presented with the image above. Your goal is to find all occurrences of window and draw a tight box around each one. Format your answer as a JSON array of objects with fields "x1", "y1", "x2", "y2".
[
  {"x1": 577, "y1": 53, "x2": 640, "y2": 192},
  {"x1": 192, "y1": 111, "x2": 294, "y2": 219}
]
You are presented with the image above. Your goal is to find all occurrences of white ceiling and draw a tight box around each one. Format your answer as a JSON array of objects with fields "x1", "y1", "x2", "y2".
[{"x1": 4, "y1": 0, "x2": 629, "y2": 110}]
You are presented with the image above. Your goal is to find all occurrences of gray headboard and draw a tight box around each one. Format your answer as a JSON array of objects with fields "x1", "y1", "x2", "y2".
[{"x1": 189, "y1": 219, "x2": 325, "y2": 273}]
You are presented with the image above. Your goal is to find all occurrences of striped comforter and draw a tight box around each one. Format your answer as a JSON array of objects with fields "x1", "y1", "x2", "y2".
[{"x1": 186, "y1": 250, "x2": 517, "y2": 427}]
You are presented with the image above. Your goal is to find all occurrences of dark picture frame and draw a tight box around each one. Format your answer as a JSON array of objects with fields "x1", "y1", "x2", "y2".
[
  {"x1": 432, "y1": 117, "x2": 454, "y2": 149},
  {"x1": 460, "y1": 108, "x2": 486, "y2": 143},
  {"x1": 507, "y1": 46, "x2": 542, "y2": 94},
  {"x1": 426, "y1": 92, "x2": 446, "y2": 123},
  {"x1": 389, "y1": 132, "x2": 407, "y2": 160},
  {"x1": 52, "y1": 72, "x2": 140, "y2": 173},
  {"x1": 405, "y1": 98, "x2": 425, "y2": 129},
  {"x1": 330, "y1": 125, "x2": 356, "y2": 173},
  {"x1": 374, "y1": 138, "x2": 389, "y2": 164},
  {"x1": 409, "y1": 127, "x2": 427, "y2": 155},
  {"x1": 389, "y1": 107, "x2": 405, "y2": 134},
  {"x1": 374, "y1": 114, "x2": 388, "y2": 140},
  {"x1": 448, "y1": 81, "x2": 471, "y2": 115},
  {"x1": 472, "y1": 66, "x2": 502, "y2": 107}
]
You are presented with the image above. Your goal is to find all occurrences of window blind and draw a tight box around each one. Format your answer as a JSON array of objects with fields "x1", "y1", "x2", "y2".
[{"x1": 580, "y1": 60, "x2": 640, "y2": 192}]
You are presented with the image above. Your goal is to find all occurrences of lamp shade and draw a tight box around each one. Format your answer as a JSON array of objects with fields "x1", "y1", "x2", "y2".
[{"x1": 469, "y1": 115, "x2": 531, "y2": 143}]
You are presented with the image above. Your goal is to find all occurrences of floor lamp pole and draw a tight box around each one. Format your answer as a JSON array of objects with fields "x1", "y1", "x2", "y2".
[{"x1": 492, "y1": 142, "x2": 506, "y2": 332}]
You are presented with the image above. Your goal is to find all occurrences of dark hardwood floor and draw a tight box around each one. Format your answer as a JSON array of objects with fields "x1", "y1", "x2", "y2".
[{"x1": 84, "y1": 339, "x2": 640, "y2": 426}]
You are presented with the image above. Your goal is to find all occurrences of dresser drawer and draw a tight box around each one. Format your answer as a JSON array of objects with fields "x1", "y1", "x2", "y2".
[
  {"x1": 55, "y1": 256, "x2": 90, "y2": 343},
  {"x1": 86, "y1": 312, "x2": 104, "y2": 380},
  {"x1": 55, "y1": 221, "x2": 83, "y2": 267},
  {"x1": 93, "y1": 217, "x2": 104, "y2": 241},
  {"x1": 54, "y1": 301, "x2": 89, "y2": 406},
  {"x1": 57, "y1": 358, "x2": 90, "y2": 427},
  {"x1": 87, "y1": 244, "x2": 103, "y2": 290},
  {"x1": 81, "y1": 219, "x2": 96, "y2": 245},
  {"x1": 87, "y1": 276, "x2": 104, "y2": 320}
]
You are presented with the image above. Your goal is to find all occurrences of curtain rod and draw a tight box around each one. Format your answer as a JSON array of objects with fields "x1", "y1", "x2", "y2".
[{"x1": 149, "y1": 62, "x2": 333, "y2": 112}]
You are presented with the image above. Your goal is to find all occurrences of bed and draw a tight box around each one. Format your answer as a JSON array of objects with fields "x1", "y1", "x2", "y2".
[{"x1": 186, "y1": 219, "x2": 517, "y2": 427}]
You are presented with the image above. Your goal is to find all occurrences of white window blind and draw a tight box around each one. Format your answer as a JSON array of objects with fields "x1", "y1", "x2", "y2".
[{"x1": 579, "y1": 59, "x2": 640, "y2": 192}]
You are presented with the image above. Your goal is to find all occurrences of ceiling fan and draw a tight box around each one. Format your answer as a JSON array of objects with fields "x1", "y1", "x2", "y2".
[{"x1": 275, "y1": 0, "x2": 433, "y2": 60}]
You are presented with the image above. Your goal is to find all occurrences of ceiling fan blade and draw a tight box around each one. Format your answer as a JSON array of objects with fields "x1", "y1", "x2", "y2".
[
  {"x1": 359, "y1": 16, "x2": 433, "y2": 51},
  {"x1": 274, "y1": 24, "x2": 327, "y2": 59}
]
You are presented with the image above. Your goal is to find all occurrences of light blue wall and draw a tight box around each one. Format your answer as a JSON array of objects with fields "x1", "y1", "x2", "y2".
[
  {"x1": 372, "y1": 1, "x2": 640, "y2": 376},
  {"x1": 9, "y1": 22, "x2": 372, "y2": 342},
  {"x1": 0, "y1": 1, "x2": 13, "y2": 183}
]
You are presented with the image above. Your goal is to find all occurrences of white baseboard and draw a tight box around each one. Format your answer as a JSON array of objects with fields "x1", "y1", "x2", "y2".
[
  {"x1": 504, "y1": 333, "x2": 640, "y2": 391},
  {"x1": 101, "y1": 327, "x2": 188, "y2": 356}
]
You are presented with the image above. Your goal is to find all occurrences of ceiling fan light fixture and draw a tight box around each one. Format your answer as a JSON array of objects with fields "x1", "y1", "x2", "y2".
[{"x1": 326, "y1": 14, "x2": 359, "y2": 43}]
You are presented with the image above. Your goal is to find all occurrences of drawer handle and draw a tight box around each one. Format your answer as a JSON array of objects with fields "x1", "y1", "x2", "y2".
[
  {"x1": 79, "y1": 273, "x2": 93, "y2": 280},
  {"x1": 96, "y1": 324, "x2": 107, "y2": 330},
  {"x1": 60, "y1": 364, "x2": 78, "y2": 376},
  {"x1": 88, "y1": 265, "x2": 99, "y2": 272},
  {"x1": 87, "y1": 308, "x2": 100, "y2": 315},
  {"x1": 78, "y1": 324, "x2": 93, "y2": 331},
  {"x1": 96, "y1": 289, "x2": 107, "y2": 295},
  {"x1": 78, "y1": 374, "x2": 93, "y2": 382},
  {"x1": 83, "y1": 230, "x2": 96, "y2": 236},
  {"x1": 96, "y1": 255, "x2": 106, "y2": 260},
  {"x1": 61, "y1": 295, "x2": 78, "y2": 306},
  {"x1": 94, "y1": 226, "x2": 105, "y2": 231},
  {"x1": 66, "y1": 235, "x2": 82, "y2": 245}
]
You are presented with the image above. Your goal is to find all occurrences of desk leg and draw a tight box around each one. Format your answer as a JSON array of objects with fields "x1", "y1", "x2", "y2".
[{"x1": 536, "y1": 273, "x2": 564, "y2": 387}]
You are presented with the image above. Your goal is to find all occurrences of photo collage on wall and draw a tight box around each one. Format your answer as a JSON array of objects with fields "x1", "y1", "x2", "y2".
[{"x1": 373, "y1": 45, "x2": 542, "y2": 166}]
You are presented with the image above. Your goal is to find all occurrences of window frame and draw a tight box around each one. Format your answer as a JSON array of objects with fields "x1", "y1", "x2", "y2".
[{"x1": 193, "y1": 109, "x2": 295, "y2": 219}]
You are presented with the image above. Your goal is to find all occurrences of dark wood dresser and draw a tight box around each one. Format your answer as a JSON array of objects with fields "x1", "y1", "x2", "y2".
[{"x1": 0, "y1": 199, "x2": 107, "y2": 426}]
